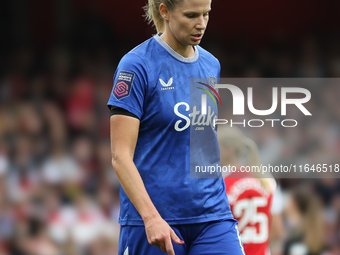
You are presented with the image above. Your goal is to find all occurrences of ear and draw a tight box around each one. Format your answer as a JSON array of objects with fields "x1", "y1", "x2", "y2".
[{"x1": 159, "y1": 3, "x2": 170, "y2": 21}]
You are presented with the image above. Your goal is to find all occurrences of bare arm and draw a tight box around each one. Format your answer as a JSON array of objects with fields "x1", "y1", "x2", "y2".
[{"x1": 110, "y1": 114, "x2": 183, "y2": 254}]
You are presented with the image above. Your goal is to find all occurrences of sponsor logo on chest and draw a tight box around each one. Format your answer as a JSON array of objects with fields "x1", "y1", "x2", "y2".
[{"x1": 159, "y1": 77, "x2": 175, "y2": 90}]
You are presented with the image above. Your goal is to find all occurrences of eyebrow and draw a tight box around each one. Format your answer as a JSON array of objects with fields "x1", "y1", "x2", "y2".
[{"x1": 183, "y1": 9, "x2": 211, "y2": 15}]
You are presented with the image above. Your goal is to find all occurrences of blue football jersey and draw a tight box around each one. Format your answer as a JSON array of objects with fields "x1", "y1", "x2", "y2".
[{"x1": 108, "y1": 34, "x2": 233, "y2": 226}]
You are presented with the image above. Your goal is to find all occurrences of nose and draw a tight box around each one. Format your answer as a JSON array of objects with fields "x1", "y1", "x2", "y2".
[{"x1": 196, "y1": 15, "x2": 207, "y2": 31}]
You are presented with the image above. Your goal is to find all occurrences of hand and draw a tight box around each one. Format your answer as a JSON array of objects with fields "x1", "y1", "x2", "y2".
[{"x1": 144, "y1": 215, "x2": 184, "y2": 254}]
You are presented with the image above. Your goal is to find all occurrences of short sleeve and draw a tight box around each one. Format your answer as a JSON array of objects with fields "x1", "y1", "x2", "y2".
[{"x1": 107, "y1": 53, "x2": 148, "y2": 119}]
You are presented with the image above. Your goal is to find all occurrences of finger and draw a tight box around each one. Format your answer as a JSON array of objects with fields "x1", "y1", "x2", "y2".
[
  {"x1": 164, "y1": 236, "x2": 175, "y2": 255},
  {"x1": 158, "y1": 241, "x2": 167, "y2": 253},
  {"x1": 170, "y1": 229, "x2": 184, "y2": 245}
]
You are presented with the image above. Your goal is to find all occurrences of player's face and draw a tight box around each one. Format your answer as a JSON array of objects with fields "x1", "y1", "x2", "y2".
[{"x1": 167, "y1": 0, "x2": 211, "y2": 48}]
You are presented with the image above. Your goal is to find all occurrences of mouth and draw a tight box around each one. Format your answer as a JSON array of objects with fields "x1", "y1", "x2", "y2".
[{"x1": 191, "y1": 33, "x2": 203, "y2": 41}]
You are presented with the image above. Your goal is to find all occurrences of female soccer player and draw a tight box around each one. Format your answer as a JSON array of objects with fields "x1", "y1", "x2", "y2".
[
  {"x1": 218, "y1": 126, "x2": 277, "y2": 255},
  {"x1": 108, "y1": 0, "x2": 245, "y2": 254}
]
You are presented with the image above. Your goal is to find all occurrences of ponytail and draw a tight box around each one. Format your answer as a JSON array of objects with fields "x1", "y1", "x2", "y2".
[
  {"x1": 143, "y1": 0, "x2": 165, "y2": 33},
  {"x1": 244, "y1": 137, "x2": 274, "y2": 192},
  {"x1": 143, "y1": 0, "x2": 184, "y2": 33}
]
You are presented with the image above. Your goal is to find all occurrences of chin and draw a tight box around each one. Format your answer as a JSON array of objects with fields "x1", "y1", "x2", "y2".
[{"x1": 191, "y1": 41, "x2": 201, "y2": 46}]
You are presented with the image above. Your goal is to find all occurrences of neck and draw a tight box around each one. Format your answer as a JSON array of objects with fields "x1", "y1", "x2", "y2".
[{"x1": 160, "y1": 32, "x2": 195, "y2": 58}]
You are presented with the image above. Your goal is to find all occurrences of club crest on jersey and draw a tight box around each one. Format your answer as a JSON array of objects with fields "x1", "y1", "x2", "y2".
[
  {"x1": 160, "y1": 77, "x2": 175, "y2": 90},
  {"x1": 113, "y1": 70, "x2": 135, "y2": 100},
  {"x1": 208, "y1": 76, "x2": 217, "y2": 88}
]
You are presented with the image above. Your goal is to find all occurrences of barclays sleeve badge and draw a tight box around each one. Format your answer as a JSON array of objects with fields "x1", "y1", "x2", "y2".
[{"x1": 113, "y1": 71, "x2": 135, "y2": 100}]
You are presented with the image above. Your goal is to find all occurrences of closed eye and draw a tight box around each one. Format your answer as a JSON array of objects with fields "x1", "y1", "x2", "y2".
[
  {"x1": 184, "y1": 9, "x2": 211, "y2": 19},
  {"x1": 186, "y1": 13, "x2": 198, "y2": 18}
]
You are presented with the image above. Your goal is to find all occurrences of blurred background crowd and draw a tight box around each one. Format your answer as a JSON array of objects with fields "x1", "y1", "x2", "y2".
[{"x1": 0, "y1": 0, "x2": 339, "y2": 254}]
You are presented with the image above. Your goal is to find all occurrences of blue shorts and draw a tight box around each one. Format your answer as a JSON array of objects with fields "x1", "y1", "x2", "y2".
[{"x1": 118, "y1": 219, "x2": 245, "y2": 255}]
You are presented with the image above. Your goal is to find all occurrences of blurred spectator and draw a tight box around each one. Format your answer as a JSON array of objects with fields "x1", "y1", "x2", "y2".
[{"x1": 283, "y1": 186, "x2": 324, "y2": 255}]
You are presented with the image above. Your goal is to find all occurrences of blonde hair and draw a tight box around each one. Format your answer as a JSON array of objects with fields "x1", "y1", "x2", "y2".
[
  {"x1": 291, "y1": 188, "x2": 324, "y2": 253},
  {"x1": 217, "y1": 126, "x2": 274, "y2": 192},
  {"x1": 143, "y1": 0, "x2": 184, "y2": 33}
]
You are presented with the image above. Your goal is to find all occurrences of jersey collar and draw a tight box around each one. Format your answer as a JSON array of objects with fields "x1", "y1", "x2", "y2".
[{"x1": 154, "y1": 33, "x2": 199, "y2": 63}]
